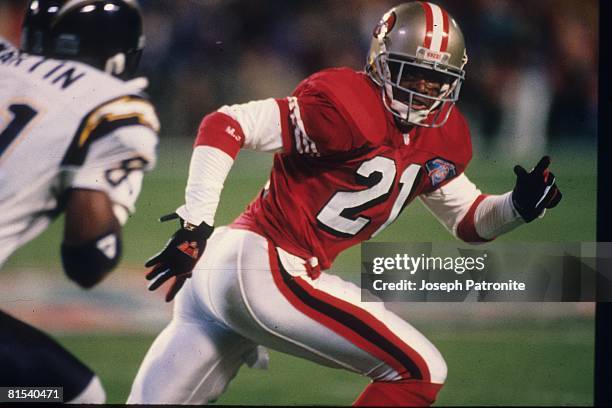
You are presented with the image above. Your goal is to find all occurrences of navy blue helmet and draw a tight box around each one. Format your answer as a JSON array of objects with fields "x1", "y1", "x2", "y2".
[{"x1": 21, "y1": 0, "x2": 145, "y2": 79}]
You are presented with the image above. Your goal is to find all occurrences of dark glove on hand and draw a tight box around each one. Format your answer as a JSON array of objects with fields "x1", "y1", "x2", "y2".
[
  {"x1": 512, "y1": 156, "x2": 562, "y2": 223},
  {"x1": 145, "y1": 213, "x2": 214, "y2": 302}
]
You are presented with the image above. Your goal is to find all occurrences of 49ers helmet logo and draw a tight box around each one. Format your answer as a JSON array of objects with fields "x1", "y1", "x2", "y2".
[{"x1": 373, "y1": 11, "x2": 396, "y2": 39}]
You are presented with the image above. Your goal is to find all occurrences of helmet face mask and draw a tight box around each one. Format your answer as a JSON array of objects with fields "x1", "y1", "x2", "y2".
[
  {"x1": 21, "y1": 0, "x2": 145, "y2": 80},
  {"x1": 374, "y1": 52, "x2": 464, "y2": 128},
  {"x1": 366, "y1": 2, "x2": 468, "y2": 129}
]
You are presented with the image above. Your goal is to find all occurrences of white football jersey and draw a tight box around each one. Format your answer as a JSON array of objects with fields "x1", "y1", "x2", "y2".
[{"x1": 0, "y1": 37, "x2": 159, "y2": 267}]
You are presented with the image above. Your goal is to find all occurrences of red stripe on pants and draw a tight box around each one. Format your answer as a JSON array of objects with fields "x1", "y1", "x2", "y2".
[{"x1": 268, "y1": 244, "x2": 430, "y2": 381}]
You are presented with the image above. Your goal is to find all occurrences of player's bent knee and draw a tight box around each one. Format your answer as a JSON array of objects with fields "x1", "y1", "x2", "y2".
[{"x1": 61, "y1": 232, "x2": 122, "y2": 288}]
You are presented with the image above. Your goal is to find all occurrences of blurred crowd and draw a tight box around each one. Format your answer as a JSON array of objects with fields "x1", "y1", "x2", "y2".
[{"x1": 1, "y1": 0, "x2": 598, "y2": 153}]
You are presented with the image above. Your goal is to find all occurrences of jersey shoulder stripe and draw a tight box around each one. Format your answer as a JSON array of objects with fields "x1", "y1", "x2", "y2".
[
  {"x1": 61, "y1": 95, "x2": 159, "y2": 166},
  {"x1": 287, "y1": 96, "x2": 320, "y2": 157},
  {"x1": 295, "y1": 68, "x2": 387, "y2": 146}
]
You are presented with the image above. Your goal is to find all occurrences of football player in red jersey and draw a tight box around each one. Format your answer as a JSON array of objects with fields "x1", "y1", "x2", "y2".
[{"x1": 129, "y1": 2, "x2": 561, "y2": 406}]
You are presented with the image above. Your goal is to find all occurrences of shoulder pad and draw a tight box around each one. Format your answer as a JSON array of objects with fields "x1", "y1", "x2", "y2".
[
  {"x1": 294, "y1": 68, "x2": 388, "y2": 145},
  {"x1": 77, "y1": 95, "x2": 159, "y2": 146},
  {"x1": 62, "y1": 95, "x2": 159, "y2": 166}
]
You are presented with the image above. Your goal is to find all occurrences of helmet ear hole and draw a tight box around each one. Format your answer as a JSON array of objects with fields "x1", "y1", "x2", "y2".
[{"x1": 105, "y1": 53, "x2": 126, "y2": 77}]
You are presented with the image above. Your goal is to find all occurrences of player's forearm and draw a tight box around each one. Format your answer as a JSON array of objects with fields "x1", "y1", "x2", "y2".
[
  {"x1": 175, "y1": 146, "x2": 234, "y2": 226},
  {"x1": 176, "y1": 99, "x2": 286, "y2": 225},
  {"x1": 456, "y1": 192, "x2": 524, "y2": 242},
  {"x1": 420, "y1": 174, "x2": 523, "y2": 243},
  {"x1": 175, "y1": 107, "x2": 247, "y2": 226}
]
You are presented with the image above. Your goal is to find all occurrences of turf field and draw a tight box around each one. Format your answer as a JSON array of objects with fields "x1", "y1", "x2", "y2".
[
  {"x1": 56, "y1": 318, "x2": 594, "y2": 405},
  {"x1": 3, "y1": 138, "x2": 598, "y2": 405}
]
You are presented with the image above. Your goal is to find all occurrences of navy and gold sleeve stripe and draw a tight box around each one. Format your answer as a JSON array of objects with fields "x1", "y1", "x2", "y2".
[{"x1": 61, "y1": 95, "x2": 160, "y2": 166}]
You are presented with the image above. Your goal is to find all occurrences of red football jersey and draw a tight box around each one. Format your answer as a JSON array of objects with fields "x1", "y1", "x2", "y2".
[{"x1": 233, "y1": 68, "x2": 472, "y2": 269}]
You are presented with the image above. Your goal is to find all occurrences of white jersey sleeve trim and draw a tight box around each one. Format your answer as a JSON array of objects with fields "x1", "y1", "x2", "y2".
[
  {"x1": 175, "y1": 146, "x2": 234, "y2": 226},
  {"x1": 419, "y1": 173, "x2": 481, "y2": 236},
  {"x1": 217, "y1": 98, "x2": 283, "y2": 152}
]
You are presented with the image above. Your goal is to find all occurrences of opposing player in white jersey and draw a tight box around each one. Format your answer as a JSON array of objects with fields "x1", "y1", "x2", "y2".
[
  {"x1": 129, "y1": 2, "x2": 561, "y2": 406},
  {"x1": 0, "y1": 0, "x2": 158, "y2": 403}
]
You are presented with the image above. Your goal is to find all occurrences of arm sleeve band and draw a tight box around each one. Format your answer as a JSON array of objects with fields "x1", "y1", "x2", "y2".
[
  {"x1": 195, "y1": 98, "x2": 284, "y2": 157},
  {"x1": 217, "y1": 98, "x2": 284, "y2": 152},
  {"x1": 183, "y1": 98, "x2": 285, "y2": 225},
  {"x1": 194, "y1": 111, "x2": 245, "y2": 158},
  {"x1": 61, "y1": 232, "x2": 121, "y2": 288},
  {"x1": 420, "y1": 174, "x2": 524, "y2": 242}
]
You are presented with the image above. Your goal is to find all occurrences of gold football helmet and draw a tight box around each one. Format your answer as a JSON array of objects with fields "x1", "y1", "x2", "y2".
[{"x1": 366, "y1": 2, "x2": 468, "y2": 128}]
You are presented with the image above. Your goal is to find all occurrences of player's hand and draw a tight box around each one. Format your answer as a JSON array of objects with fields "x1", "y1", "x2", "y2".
[
  {"x1": 511, "y1": 156, "x2": 562, "y2": 223},
  {"x1": 145, "y1": 213, "x2": 213, "y2": 302}
]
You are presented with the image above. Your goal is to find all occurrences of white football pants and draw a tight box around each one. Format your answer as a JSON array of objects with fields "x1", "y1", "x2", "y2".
[{"x1": 128, "y1": 227, "x2": 446, "y2": 404}]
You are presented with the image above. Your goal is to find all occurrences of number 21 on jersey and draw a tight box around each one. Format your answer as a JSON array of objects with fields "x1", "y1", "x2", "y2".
[{"x1": 317, "y1": 156, "x2": 421, "y2": 238}]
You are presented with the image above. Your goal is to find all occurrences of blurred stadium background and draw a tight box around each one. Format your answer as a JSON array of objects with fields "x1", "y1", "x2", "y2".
[{"x1": 0, "y1": 0, "x2": 598, "y2": 405}]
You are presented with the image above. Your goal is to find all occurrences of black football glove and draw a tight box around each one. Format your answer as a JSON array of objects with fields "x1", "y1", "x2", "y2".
[
  {"x1": 145, "y1": 213, "x2": 214, "y2": 302},
  {"x1": 511, "y1": 156, "x2": 562, "y2": 223}
]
